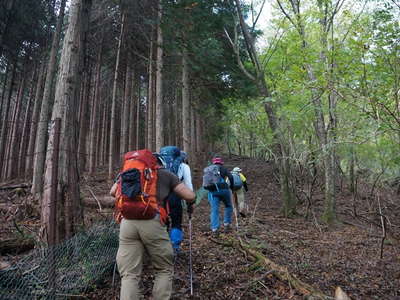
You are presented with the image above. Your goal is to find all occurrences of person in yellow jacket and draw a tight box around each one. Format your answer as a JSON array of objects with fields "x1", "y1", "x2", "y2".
[{"x1": 232, "y1": 167, "x2": 249, "y2": 217}]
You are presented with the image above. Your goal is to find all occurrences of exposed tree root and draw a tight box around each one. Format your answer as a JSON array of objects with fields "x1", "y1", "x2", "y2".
[
  {"x1": 212, "y1": 237, "x2": 334, "y2": 300},
  {"x1": 0, "y1": 183, "x2": 31, "y2": 191}
]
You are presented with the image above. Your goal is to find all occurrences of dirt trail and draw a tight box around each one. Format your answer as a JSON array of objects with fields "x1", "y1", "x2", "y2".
[
  {"x1": 87, "y1": 155, "x2": 399, "y2": 299},
  {"x1": 2, "y1": 155, "x2": 398, "y2": 299},
  {"x1": 171, "y1": 155, "x2": 399, "y2": 299}
]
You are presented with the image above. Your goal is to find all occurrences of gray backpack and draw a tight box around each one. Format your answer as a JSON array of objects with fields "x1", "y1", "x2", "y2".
[
  {"x1": 202, "y1": 164, "x2": 222, "y2": 190},
  {"x1": 230, "y1": 172, "x2": 243, "y2": 191}
]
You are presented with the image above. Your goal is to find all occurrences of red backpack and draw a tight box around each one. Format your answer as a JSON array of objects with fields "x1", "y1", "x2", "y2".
[{"x1": 114, "y1": 149, "x2": 168, "y2": 224}]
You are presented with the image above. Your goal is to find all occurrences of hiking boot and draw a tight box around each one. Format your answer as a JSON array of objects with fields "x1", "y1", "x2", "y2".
[
  {"x1": 223, "y1": 223, "x2": 232, "y2": 233},
  {"x1": 211, "y1": 229, "x2": 219, "y2": 238},
  {"x1": 173, "y1": 247, "x2": 181, "y2": 257}
]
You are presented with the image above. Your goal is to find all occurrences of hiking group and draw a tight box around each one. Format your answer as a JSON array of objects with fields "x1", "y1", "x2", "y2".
[{"x1": 110, "y1": 148, "x2": 249, "y2": 300}]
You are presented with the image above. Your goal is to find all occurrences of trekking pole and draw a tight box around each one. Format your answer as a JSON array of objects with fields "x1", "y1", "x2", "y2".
[
  {"x1": 187, "y1": 203, "x2": 194, "y2": 296},
  {"x1": 112, "y1": 261, "x2": 117, "y2": 299},
  {"x1": 231, "y1": 191, "x2": 239, "y2": 232}
]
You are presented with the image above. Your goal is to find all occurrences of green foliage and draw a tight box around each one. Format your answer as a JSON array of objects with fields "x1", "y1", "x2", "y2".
[
  {"x1": 221, "y1": 0, "x2": 400, "y2": 189},
  {"x1": 0, "y1": 0, "x2": 51, "y2": 61}
]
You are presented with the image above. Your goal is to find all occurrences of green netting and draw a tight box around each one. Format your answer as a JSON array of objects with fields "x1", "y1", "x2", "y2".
[{"x1": 0, "y1": 220, "x2": 119, "y2": 300}]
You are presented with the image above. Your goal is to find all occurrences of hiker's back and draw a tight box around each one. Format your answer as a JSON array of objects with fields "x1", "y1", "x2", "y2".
[
  {"x1": 111, "y1": 149, "x2": 195, "y2": 300},
  {"x1": 202, "y1": 164, "x2": 223, "y2": 190},
  {"x1": 204, "y1": 156, "x2": 233, "y2": 234},
  {"x1": 114, "y1": 149, "x2": 162, "y2": 223},
  {"x1": 230, "y1": 172, "x2": 243, "y2": 191},
  {"x1": 160, "y1": 146, "x2": 183, "y2": 175}
]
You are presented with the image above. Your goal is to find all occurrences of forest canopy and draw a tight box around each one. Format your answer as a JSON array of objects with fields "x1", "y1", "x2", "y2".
[{"x1": 0, "y1": 0, "x2": 399, "y2": 234}]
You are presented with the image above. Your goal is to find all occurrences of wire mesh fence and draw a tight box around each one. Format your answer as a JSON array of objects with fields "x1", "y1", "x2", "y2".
[{"x1": 0, "y1": 219, "x2": 118, "y2": 300}]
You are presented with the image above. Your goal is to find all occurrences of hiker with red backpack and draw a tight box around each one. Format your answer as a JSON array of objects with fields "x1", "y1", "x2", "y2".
[
  {"x1": 159, "y1": 146, "x2": 193, "y2": 255},
  {"x1": 202, "y1": 156, "x2": 234, "y2": 236},
  {"x1": 110, "y1": 149, "x2": 195, "y2": 300}
]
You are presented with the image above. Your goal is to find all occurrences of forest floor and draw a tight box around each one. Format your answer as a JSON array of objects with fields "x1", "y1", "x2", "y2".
[{"x1": 1, "y1": 155, "x2": 399, "y2": 299}]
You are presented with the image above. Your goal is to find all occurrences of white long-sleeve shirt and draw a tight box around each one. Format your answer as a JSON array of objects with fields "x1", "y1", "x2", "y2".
[{"x1": 177, "y1": 163, "x2": 193, "y2": 191}]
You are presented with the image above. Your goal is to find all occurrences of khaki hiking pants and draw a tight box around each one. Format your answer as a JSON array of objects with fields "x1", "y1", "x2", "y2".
[
  {"x1": 117, "y1": 216, "x2": 174, "y2": 300},
  {"x1": 234, "y1": 188, "x2": 247, "y2": 214}
]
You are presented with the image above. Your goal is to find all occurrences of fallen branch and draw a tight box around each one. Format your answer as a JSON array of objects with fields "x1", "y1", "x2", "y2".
[
  {"x1": 81, "y1": 176, "x2": 106, "y2": 212},
  {"x1": 212, "y1": 237, "x2": 333, "y2": 300},
  {"x1": 0, "y1": 238, "x2": 35, "y2": 255},
  {"x1": 86, "y1": 185, "x2": 103, "y2": 211},
  {"x1": 377, "y1": 195, "x2": 387, "y2": 259},
  {"x1": 0, "y1": 183, "x2": 31, "y2": 191},
  {"x1": 83, "y1": 196, "x2": 114, "y2": 208},
  {"x1": 250, "y1": 197, "x2": 263, "y2": 224}
]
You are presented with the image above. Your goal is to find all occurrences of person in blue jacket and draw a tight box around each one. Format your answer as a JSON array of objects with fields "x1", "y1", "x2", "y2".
[{"x1": 207, "y1": 156, "x2": 233, "y2": 236}]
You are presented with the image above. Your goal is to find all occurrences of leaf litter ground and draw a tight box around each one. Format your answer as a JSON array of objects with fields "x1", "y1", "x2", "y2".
[{"x1": 1, "y1": 155, "x2": 399, "y2": 299}]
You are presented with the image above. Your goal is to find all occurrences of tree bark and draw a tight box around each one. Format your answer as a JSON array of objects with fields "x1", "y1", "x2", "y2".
[
  {"x1": 32, "y1": 0, "x2": 67, "y2": 199},
  {"x1": 108, "y1": 12, "x2": 125, "y2": 179},
  {"x1": 0, "y1": 63, "x2": 10, "y2": 133},
  {"x1": 121, "y1": 61, "x2": 133, "y2": 154},
  {"x1": 147, "y1": 39, "x2": 155, "y2": 150},
  {"x1": 25, "y1": 61, "x2": 46, "y2": 176},
  {"x1": 40, "y1": 0, "x2": 89, "y2": 243},
  {"x1": 18, "y1": 67, "x2": 37, "y2": 177},
  {"x1": 88, "y1": 35, "x2": 103, "y2": 173},
  {"x1": 182, "y1": 49, "x2": 190, "y2": 153},
  {"x1": 155, "y1": 0, "x2": 164, "y2": 152},
  {"x1": 77, "y1": 68, "x2": 91, "y2": 172},
  {"x1": 190, "y1": 105, "x2": 196, "y2": 155},
  {"x1": 0, "y1": 62, "x2": 16, "y2": 179},
  {"x1": 6, "y1": 68, "x2": 27, "y2": 179},
  {"x1": 101, "y1": 94, "x2": 110, "y2": 166},
  {"x1": 134, "y1": 68, "x2": 141, "y2": 149}
]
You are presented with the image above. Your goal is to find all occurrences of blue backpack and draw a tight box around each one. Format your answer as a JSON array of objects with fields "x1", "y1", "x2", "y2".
[
  {"x1": 231, "y1": 172, "x2": 243, "y2": 191},
  {"x1": 159, "y1": 146, "x2": 183, "y2": 175}
]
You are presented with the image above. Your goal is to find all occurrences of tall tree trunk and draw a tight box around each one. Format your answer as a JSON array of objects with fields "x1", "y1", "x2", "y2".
[
  {"x1": 195, "y1": 111, "x2": 205, "y2": 164},
  {"x1": 26, "y1": 61, "x2": 46, "y2": 176},
  {"x1": 182, "y1": 49, "x2": 190, "y2": 153},
  {"x1": 77, "y1": 67, "x2": 92, "y2": 172},
  {"x1": 32, "y1": 0, "x2": 67, "y2": 199},
  {"x1": 134, "y1": 69, "x2": 140, "y2": 149},
  {"x1": 6, "y1": 72, "x2": 26, "y2": 179},
  {"x1": 41, "y1": 0, "x2": 88, "y2": 243},
  {"x1": 108, "y1": 12, "x2": 125, "y2": 179},
  {"x1": 88, "y1": 36, "x2": 103, "y2": 173},
  {"x1": 155, "y1": 0, "x2": 164, "y2": 151},
  {"x1": 0, "y1": 62, "x2": 16, "y2": 179},
  {"x1": 76, "y1": 0, "x2": 92, "y2": 174},
  {"x1": 190, "y1": 105, "x2": 196, "y2": 155},
  {"x1": 147, "y1": 40, "x2": 155, "y2": 150},
  {"x1": 232, "y1": 0, "x2": 297, "y2": 217},
  {"x1": 322, "y1": 76, "x2": 338, "y2": 223},
  {"x1": 296, "y1": 0, "x2": 338, "y2": 223},
  {"x1": 121, "y1": 62, "x2": 133, "y2": 154},
  {"x1": 18, "y1": 66, "x2": 37, "y2": 177},
  {"x1": 128, "y1": 65, "x2": 137, "y2": 150},
  {"x1": 0, "y1": 63, "x2": 10, "y2": 132},
  {"x1": 101, "y1": 94, "x2": 110, "y2": 166},
  {"x1": 195, "y1": 111, "x2": 202, "y2": 153}
]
